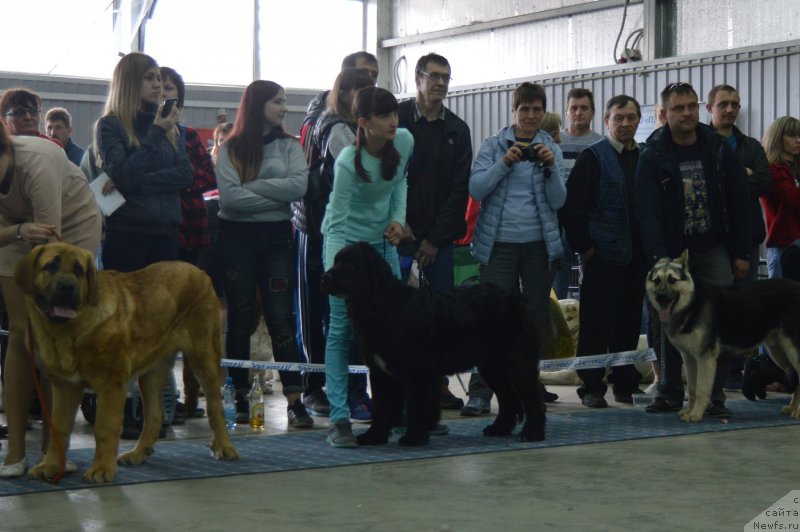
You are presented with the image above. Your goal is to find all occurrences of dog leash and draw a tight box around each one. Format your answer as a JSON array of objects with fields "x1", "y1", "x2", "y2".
[
  {"x1": 27, "y1": 323, "x2": 67, "y2": 484},
  {"x1": 25, "y1": 226, "x2": 68, "y2": 483}
]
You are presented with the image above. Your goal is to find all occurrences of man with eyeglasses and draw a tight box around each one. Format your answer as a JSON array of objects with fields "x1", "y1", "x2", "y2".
[
  {"x1": 397, "y1": 53, "x2": 472, "y2": 411},
  {"x1": 0, "y1": 88, "x2": 60, "y2": 147},
  {"x1": 635, "y1": 81, "x2": 752, "y2": 418},
  {"x1": 560, "y1": 95, "x2": 646, "y2": 408}
]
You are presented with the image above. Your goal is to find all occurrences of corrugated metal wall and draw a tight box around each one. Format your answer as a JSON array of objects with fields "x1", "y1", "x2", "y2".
[
  {"x1": 442, "y1": 39, "x2": 800, "y2": 157},
  {"x1": 0, "y1": 73, "x2": 318, "y2": 150}
]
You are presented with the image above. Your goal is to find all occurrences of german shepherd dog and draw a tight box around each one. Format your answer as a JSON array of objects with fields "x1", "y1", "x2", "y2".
[
  {"x1": 320, "y1": 242, "x2": 545, "y2": 446},
  {"x1": 646, "y1": 251, "x2": 800, "y2": 422}
]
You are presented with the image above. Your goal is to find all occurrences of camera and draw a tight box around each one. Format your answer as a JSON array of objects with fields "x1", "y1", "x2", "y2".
[{"x1": 519, "y1": 143, "x2": 543, "y2": 162}]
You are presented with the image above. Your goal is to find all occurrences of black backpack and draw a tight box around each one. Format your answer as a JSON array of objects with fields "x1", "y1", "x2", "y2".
[{"x1": 294, "y1": 118, "x2": 340, "y2": 242}]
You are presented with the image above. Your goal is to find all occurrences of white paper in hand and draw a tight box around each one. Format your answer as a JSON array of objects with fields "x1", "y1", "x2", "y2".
[{"x1": 89, "y1": 173, "x2": 126, "y2": 216}]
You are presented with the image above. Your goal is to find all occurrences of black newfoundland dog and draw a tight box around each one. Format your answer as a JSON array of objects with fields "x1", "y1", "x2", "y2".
[{"x1": 320, "y1": 242, "x2": 545, "y2": 446}]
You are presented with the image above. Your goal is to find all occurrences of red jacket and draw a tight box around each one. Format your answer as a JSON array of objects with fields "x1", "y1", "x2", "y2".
[{"x1": 761, "y1": 162, "x2": 800, "y2": 247}]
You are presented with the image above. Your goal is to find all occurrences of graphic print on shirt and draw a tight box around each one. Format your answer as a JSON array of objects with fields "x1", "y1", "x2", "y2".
[{"x1": 680, "y1": 159, "x2": 710, "y2": 237}]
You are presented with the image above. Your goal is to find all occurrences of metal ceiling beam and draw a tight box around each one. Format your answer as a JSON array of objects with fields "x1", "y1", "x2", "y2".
[{"x1": 380, "y1": 0, "x2": 643, "y2": 48}]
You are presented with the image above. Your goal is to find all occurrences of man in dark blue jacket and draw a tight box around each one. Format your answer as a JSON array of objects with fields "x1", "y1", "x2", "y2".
[
  {"x1": 635, "y1": 82, "x2": 752, "y2": 417},
  {"x1": 560, "y1": 95, "x2": 646, "y2": 408}
]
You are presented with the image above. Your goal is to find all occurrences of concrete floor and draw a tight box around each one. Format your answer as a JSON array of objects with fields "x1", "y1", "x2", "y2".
[{"x1": 0, "y1": 367, "x2": 797, "y2": 531}]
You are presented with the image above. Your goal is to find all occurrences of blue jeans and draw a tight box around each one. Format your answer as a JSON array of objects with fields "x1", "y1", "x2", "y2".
[
  {"x1": 400, "y1": 242, "x2": 456, "y2": 390},
  {"x1": 218, "y1": 220, "x2": 304, "y2": 394},
  {"x1": 399, "y1": 242, "x2": 455, "y2": 291},
  {"x1": 552, "y1": 231, "x2": 577, "y2": 299},
  {"x1": 467, "y1": 241, "x2": 554, "y2": 400},
  {"x1": 767, "y1": 246, "x2": 786, "y2": 279},
  {"x1": 324, "y1": 240, "x2": 400, "y2": 423}
]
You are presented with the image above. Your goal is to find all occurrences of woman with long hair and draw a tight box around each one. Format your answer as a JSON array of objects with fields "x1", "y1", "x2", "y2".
[
  {"x1": 294, "y1": 68, "x2": 375, "y2": 421},
  {"x1": 215, "y1": 80, "x2": 312, "y2": 428},
  {"x1": 760, "y1": 116, "x2": 800, "y2": 279},
  {"x1": 0, "y1": 120, "x2": 101, "y2": 477},
  {"x1": 321, "y1": 86, "x2": 414, "y2": 447},
  {"x1": 95, "y1": 52, "x2": 192, "y2": 272}
]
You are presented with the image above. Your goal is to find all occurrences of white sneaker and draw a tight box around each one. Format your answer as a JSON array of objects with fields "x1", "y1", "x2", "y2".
[{"x1": 0, "y1": 458, "x2": 28, "y2": 479}]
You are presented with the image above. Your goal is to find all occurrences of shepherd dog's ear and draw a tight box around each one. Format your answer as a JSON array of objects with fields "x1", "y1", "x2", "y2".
[
  {"x1": 84, "y1": 251, "x2": 100, "y2": 306},
  {"x1": 13, "y1": 246, "x2": 45, "y2": 295},
  {"x1": 677, "y1": 249, "x2": 690, "y2": 268}
]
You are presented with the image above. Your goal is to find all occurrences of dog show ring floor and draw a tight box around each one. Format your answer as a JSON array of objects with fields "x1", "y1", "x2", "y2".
[{"x1": 1, "y1": 363, "x2": 799, "y2": 531}]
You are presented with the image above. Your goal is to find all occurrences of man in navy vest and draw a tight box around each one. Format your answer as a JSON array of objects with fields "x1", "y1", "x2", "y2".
[{"x1": 559, "y1": 95, "x2": 646, "y2": 407}]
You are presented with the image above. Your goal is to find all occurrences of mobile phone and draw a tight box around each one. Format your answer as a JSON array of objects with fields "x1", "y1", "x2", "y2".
[{"x1": 161, "y1": 98, "x2": 178, "y2": 118}]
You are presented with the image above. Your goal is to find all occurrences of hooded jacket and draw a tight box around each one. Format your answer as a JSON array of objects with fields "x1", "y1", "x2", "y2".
[{"x1": 469, "y1": 125, "x2": 566, "y2": 265}]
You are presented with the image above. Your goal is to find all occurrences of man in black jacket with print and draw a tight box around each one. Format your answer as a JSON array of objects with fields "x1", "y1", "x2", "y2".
[{"x1": 635, "y1": 82, "x2": 752, "y2": 417}]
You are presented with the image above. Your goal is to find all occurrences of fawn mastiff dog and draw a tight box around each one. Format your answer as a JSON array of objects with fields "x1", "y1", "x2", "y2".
[{"x1": 14, "y1": 242, "x2": 238, "y2": 483}]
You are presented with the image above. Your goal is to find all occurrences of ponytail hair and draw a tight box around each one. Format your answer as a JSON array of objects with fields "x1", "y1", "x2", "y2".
[{"x1": 352, "y1": 86, "x2": 400, "y2": 183}]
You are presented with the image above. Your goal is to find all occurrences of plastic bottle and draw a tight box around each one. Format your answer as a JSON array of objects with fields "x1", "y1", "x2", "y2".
[
  {"x1": 221, "y1": 376, "x2": 237, "y2": 431},
  {"x1": 249, "y1": 375, "x2": 265, "y2": 429}
]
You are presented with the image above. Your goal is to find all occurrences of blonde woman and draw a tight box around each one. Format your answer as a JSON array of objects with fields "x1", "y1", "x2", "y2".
[
  {"x1": 211, "y1": 122, "x2": 233, "y2": 164},
  {"x1": 540, "y1": 112, "x2": 562, "y2": 144},
  {"x1": 95, "y1": 52, "x2": 192, "y2": 272}
]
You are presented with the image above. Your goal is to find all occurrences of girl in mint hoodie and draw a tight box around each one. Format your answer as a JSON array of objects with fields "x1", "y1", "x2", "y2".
[{"x1": 321, "y1": 87, "x2": 413, "y2": 447}]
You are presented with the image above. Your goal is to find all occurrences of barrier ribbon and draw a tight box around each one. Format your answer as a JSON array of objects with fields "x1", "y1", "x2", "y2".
[{"x1": 201, "y1": 348, "x2": 656, "y2": 375}]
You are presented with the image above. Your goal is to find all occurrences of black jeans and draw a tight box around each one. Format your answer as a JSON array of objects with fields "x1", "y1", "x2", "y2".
[
  {"x1": 576, "y1": 254, "x2": 645, "y2": 397},
  {"x1": 102, "y1": 229, "x2": 179, "y2": 272},
  {"x1": 218, "y1": 220, "x2": 304, "y2": 394}
]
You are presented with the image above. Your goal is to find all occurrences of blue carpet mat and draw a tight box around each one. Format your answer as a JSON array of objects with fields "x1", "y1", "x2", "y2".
[{"x1": 2, "y1": 397, "x2": 798, "y2": 496}]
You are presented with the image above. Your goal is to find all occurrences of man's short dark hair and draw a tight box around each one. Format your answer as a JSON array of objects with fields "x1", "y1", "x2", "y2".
[
  {"x1": 45, "y1": 107, "x2": 72, "y2": 128},
  {"x1": 511, "y1": 82, "x2": 547, "y2": 111},
  {"x1": 342, "y1": 51, "x2": 378, "y2": 70},
  {"x1": 707, "y1": 84, "x2": 738, "y2": 106},
  {"x1": 159, "y1": 66, "x2": 186, "y2": 109},
  {"x1": 604, "y1": 95, "x2": 641, "y2": 120},
  {"x1": 566, "y1": 88, "x2": 595, "y2": 112},
  {"x1": 415, "y1": 53, "x2": 450, "y2": 75},
  {"x1": 660, "y1": 81, "x2": 698, "y2": 107}
]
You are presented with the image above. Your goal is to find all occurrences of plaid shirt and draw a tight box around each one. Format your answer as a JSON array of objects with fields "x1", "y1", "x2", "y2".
[{"x1": 180, "y1": 126, "x2": 216, "y2": 250}]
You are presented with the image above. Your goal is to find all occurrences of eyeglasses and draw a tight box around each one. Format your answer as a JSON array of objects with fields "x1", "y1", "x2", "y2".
[
  {"x1": 3, "y1": 107, "x2": 41, "y2": 118},
  {"x1": 665, "y1": 82, "x2": 692, "y2": 93},
  {"x1": 419, "y1": 71, "x2": 452, "y2": 83}
]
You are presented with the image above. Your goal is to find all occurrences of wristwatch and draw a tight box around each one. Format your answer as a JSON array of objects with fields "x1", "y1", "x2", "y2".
[{"x1": 15, "y1": 224, "x2": 23, "y2": 240}]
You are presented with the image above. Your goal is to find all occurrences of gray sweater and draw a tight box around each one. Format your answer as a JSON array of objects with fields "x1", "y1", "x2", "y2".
[{"x1": 216, "y1": 137, "x2": 308, "y2": 223}]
